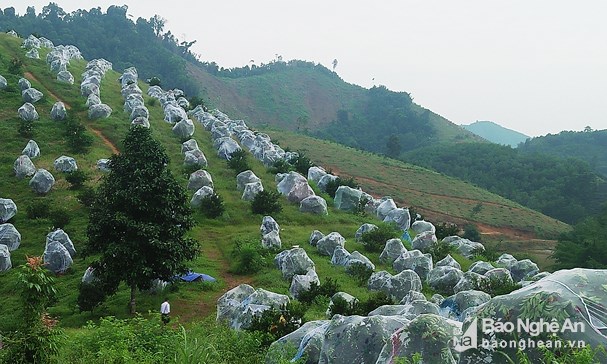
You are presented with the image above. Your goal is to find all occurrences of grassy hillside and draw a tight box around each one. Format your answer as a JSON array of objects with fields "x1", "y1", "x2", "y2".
[
  {"x1": 0, "y1": 31, "x2": 569, "y2": 342},
  {"x1": 462, "y1": 120, "x2": 530, "y2": 147}
]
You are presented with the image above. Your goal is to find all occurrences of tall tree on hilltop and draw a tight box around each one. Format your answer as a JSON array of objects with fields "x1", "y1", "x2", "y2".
[
  {"x1": 82, "y1": 126, "x2": 199, "y2": 313},
  {"x1": 386, "y1": 135, "x2": 401, "y2": 158}
]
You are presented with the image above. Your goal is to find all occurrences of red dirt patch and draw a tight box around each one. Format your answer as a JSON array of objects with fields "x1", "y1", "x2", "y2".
[{"x1": 90, "y1": 127, "x2": 120, "y2": 155}]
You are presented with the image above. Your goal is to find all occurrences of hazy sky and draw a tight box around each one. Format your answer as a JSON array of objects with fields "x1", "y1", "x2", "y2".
[{"x1": 5, "y1": 1, "x2": 607, "y2": 136}]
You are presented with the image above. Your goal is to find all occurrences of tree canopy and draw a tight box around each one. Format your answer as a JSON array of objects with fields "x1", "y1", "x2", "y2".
[
  {"x1": 553, "y1": 207, "x2": 607, "y2": 269},
  {"x1": 83, "y1": 126, "x2": 199, "y2": 313}
]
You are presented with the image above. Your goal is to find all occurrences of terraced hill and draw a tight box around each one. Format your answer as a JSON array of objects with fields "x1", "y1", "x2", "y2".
[{"x1": 0, "y1": 31, "x2": 569, "y2": 335}]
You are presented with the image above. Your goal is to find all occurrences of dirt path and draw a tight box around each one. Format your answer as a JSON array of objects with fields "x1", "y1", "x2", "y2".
[
  {"x1": 24, "y1": 71, "x2": 72, "y2": 110},
  {"x1": 24, "y1": 71, "x2": 121, "y2": 154}
]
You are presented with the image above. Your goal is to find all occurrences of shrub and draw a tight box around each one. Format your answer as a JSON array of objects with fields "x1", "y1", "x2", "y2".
[
  {"x1": 145, "y1": 98, "x2": 157, "y2": 107},
  {"x1": 359, "y1": 292, "x2": 395, "y2": 315},
  {"x1": 354, "y1": 196, "x2": 370, "y2": 216},
  {"x1": 77, "y1": 187, "x2": 96, "y2": 208},
  {"x1": 288, "y1": 152, "x2": 314, "y2": 175},
  {"x1": 435, "y1": 222, "x2": 459, "y2": 240},
  {"x1": 325, "y1": 176, "x2": 358, "y2": 198},
  {"x1": 18, "y1": 120, "x2": 34, "y2": 138},
  {"x1": 297, "y1": 278, "x2": 341, "y2": 304},
  {"x1": 360, "y1": 223, "x2": 400, "y2": 252},
  {"x1": 65, "y1": 170, "x2": 89, "y2": 189},
  {"x1": 230, "y1": 240, "x2": 268, "y2": 275},
  {"x1": 251, "y1": 190, "x2": 282, "y2": 215},
  {"x1": 8, "y1": 57, "x2": 23, "y2": 74},
  {"x1": 472, "y1": 245, "x2": 499, "y2": 262},
  {"x1": 51, "y1": 209, "x2": 71, "y2": 229},
  {"x1": 268, "y1": 159, "x2": 292, "y2": 174},
  {"x1": 347, "y1": 262, "x2": 373, "y2": 286},
  {"x1": 227, "y1": 149, "x2": 250, "y2": 173},
  {"x1": 77, "y1": 281, "x2": 107, "y2": 313},
  {"x1": 462, "y1": 223, "x2": 482, "y2": 242},
  {"x1": 248, "y1": 301, "x2": 306, "y2": 347},
  {"x1": 148, "y1": 76, "x2": 161, "y2": 87},
  {"x1": 200, "y1": 193, "x2": 225, "y2": 218},
  {"x1": 428, "y1": 240, "x2": 455, "y2": 263},
  {"x1": 479, "y1": 275, "x2": 521, "y2": 297},
  {"x1": 64, "y1": 119, "x2": 93, "y2": 154},
  {"x1": 26, "y1": 200, "x2": 51, "y2": 219},
  {"x1": 328, "y1": 291, "x2": 395, "y2": 317}
]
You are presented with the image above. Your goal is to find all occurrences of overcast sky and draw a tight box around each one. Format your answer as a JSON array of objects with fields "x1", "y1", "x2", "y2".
[{"x1": 5, "y1": 1, "x2": 607, "y2": 136}]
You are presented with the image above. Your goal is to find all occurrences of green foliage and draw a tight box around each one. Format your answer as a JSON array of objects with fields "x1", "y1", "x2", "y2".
[
  {"x1": 462, "y1": 223, "x2": 482, "y2": 242},
  {"x1": 199, "y1": 193, "x2": 225, "y2": 219},
  {"x1": 26, "y1": 199, "x2": 51, "y2": 219},
  {"x1": 405, "y1": 142, "x2": 607, "y2": 224},
  {"x1": 65, "y1": 170, "x2": 89, "y2": 190},
  {"x1": 64, "y1": 119, "x2": 93, "y2": 154},
  {"x1": 84, "y1": 126, "x2": 199, "y2": 312},
  {"x1": 1, "y1": 257, "x2": 62, "y2": 364},
  {"x1": 393, "y1": 353, "x2": 423, "y2": 364},
  {"x1": 76, "y1": 281, "x2": 107, "y2": 313},
  {"x1": 227, "y1": 149, "x2": 250, "y2": 173},
  {"x1": 230, "y1": 240, "x2": 269, "y2": 275},
  {"x1": 288, "y1": 152, "x2": 314, "y2": 175},
  {"x1": 553, "y1": 207, "x2": 607, "y2": 269},
  {"x1": 428, "y1": 240, "x2": 456, "y2": 263},
  {"x1": 435, "y1": 222, "x2": 459, "y2": 240},
  {"x1": 268, "y1": 159, "x2": 292, "y2": 174},
  {"x1": 325, "y1": 176, "x2": 358, "y2": 199},
  {"x1": 386, "y1": 135, "x2": 401, "y2": 158},
  {"x1": 148, "y1": 76, "x2": 161, "y2": 87},
  {"x1": 360, "y1": 223, "x2": 400, "y2": 253},
  {"x1": 479, "y1": 275, "x2": 521, "y2": 297},
  {"x1": 328, "y1": 291, "x2": 395, "y2": 317},
  {"x1": 354, "y1": 196, "x2": 370, "y2": 217},
  {"x1": 51, "y1": 208, "x2": 71, "y2": 229},
  {"x1": 347, "y1": 262, "x2": 373, "y2": 286},
  {"x1": 57, "y1": 315, "x2": 178, "y2": 364},
  {"x1": 297, "y1": 278, "x2": 340, "y2": 304},
  {"x1": 247, "y1": 302, "x2": 306, "y2": 347},
  {"x1": 251, "y1": 190, "x2": 282, "y2": 215},
  {"x1": 76, "y1": 187, "x2": 96, "y2": 208},
  {"x1": 8, "y1": 57, "x2": 22, "y2": 74},
  {"x1": 18, "y1": 119, "x2": 35, "y2": 138}
]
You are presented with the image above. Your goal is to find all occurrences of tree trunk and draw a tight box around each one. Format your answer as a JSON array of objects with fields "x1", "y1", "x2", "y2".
[{"x1": 129, "y1": 284, "x2": 136, "y2": 314}]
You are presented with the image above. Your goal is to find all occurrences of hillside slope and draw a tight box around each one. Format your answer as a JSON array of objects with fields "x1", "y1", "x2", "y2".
[
  {"x1": 0, "y1": 32, "x2": 569, "y2": 334},
  {"x1": 518, "y1": 129, "x2": 607, "y2": 177},
  {"x1": 462, "y1": 120, "x2": 530, "y2": 147}
]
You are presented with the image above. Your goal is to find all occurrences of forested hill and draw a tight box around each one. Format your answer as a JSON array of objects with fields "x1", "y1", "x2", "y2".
[
  {"x1": 518, "y1": 129, "x2": 607, "y2": 177},
  {"x1": 461, "y1": 120, "x2": 529, "y2": 147},
  {"x1": 404, "y1": 143, "x2": 607, "y2": 225},
  {"x1": 0, "y1": 3, "x2": 481, "y2": 156}
]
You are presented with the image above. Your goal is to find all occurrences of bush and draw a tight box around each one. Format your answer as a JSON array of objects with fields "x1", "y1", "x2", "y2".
[
  {"x1": 288, "y1": 152, "x2": 314, "y2": 175},
  {"x1": 360, "y1": 223, "x2": 400, "y2": 252},
  {"x1": 328, "y1": 292, "x2": 395, "y2": 317},
  {"x1": 435, "y1": 222, "x2": 459, "y2": 240},
  {"x1": 26, "y1": 200, "x2": 51, "y2": 219},
  {"x1": 325, "y1": 176, "x2": 358, "y2": 198},
  {"x1": 8, "y1": 57, "x2": 23, "y2": 74},
  {"x1": 77, "y1": 281, "x2": 107, "y2": 313},
  {"x1": 297, "y1": 278, "x2": 341, "y2": 304},
  {"x1": 77, "y1": 187, "x2": 96, "y2": 208},
  {"x1": 148, "y1": 76, "x2": 161, "y2": 87},
  {"x1": 227, "y1": 149, "x2": 250, "y2": 173},
  {"x1": 248, "y1": 301, "x2": 306, "y2": 347},
  {"x1": 230, "y1": 240, "x2": 268, "y2": 275},
  {"x1": 65, "y1": 170, "x2": 89, "y2": 189},
  {"x1": 145, "y1": 98, "x2": 157, "y2": 107},
  {"x1": 462, "y1": 223, "x2": 482, "y2": 242},
  {"x1": 480, "y1": 275, "x2": 521, "y2": 297},
  {"x1": 268, "y1": 159, "x2": 292, "y2": 174},
  {"x1": 347, "y1": 262, "x2": 373, "y2": 286},
  {"x1": 18, "y1": 120, "x2": 34, "y2": 138},
  {"x1": 251, "y1": 190, "x2": 282, "y2": 215},
  {"x1": 199, "y1": 193, "x2": 225, "y2": 218},
  {"x1": 64, "y1": 119, "x2": 93, "y2": 154},
  {"x1": 428, "y1": 240, "x2": 455, "y2": 263},
  {"x1": 51, "y1": 209, "x2": 71, "y2": 229}
]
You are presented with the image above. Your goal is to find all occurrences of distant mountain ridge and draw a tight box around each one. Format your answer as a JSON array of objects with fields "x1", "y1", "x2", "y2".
[{"x1": 462, "y1": 120, "x2": 529, "y2": 147}]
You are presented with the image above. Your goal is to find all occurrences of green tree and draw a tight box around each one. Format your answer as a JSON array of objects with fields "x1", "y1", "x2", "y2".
[
  {"x1": 386, "y1": 135, "x2": 401, "y2": 158},
  {"x1": 83, "y1": 126, "x2": 199, "y2": 313},
  {"x1": 553, "y1": 207, "x2": 607, "y2": 269}
]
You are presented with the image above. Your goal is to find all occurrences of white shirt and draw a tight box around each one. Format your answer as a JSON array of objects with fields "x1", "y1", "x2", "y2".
[{"x1": 160, "y1": 301, "x2": 170, "y2": 314}]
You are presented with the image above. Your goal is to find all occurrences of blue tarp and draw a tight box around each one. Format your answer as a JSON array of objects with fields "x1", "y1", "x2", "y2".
[{"x1": 178, "y1": 272, "x2": 217, "y2": 282}]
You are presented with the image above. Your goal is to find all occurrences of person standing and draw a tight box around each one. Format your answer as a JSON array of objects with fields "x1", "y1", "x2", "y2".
[{"x1": 160, "y1": 298, "x2": 170, "y2": 324}]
